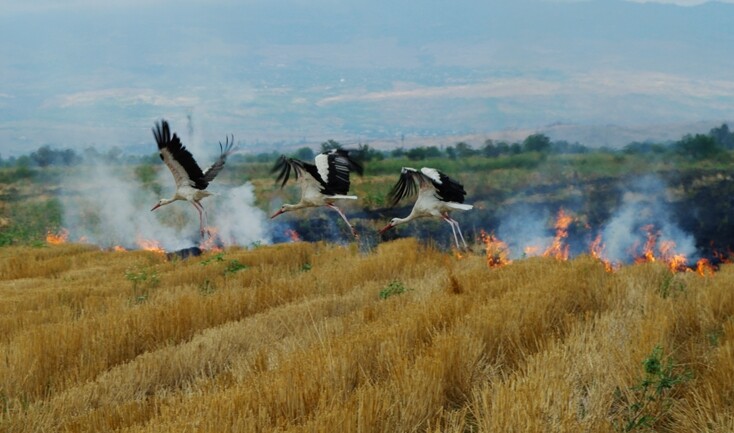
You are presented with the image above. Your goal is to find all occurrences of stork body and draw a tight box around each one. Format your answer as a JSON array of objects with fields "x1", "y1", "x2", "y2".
[
  {"x1": 151, "y1": 119, "x2": 235, "y2": 236},
  {"x1": 379, "y1": 167, "x2": 473, "y2": 249},
  {"x1": 270, "y1": 149, "x2": 363, "y2": 237}
]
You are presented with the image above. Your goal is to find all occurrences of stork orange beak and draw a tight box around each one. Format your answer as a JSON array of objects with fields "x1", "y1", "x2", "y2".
[
  {"x1": 270, "y1": 209, "x2": 285, "y2": 219},
  {"x1": 151, "y1": 203, "x2": 162, "y2": 211},
  {"x1": 378, "y1": 223, "x2": 394, "y2": 235}
]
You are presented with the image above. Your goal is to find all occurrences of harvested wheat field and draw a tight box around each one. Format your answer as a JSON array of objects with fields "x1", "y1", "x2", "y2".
[{"x1": 1, "y1": 239, "x2": 733, "y2": 432}]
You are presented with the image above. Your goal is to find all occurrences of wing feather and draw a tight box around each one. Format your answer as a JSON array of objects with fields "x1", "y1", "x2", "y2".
[
  {"x1": 316, "y1": 149, "x2": 363, "y2": 195},
  {"x1": 153, "y1": 120, "x2": 207, "y2": 189},
  {"x1": 427, "y1": 168, "x2": 467, "y2": 203},
  {"x1": 387, "y1": 167, "x2": 419, "y2": 207},
  {"x1": 202, "y1": 134, "x2": 236, "y2": 183}
]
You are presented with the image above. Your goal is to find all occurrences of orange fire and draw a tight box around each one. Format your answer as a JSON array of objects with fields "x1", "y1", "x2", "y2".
[
  {"x1": 589, "y1": 234, "x2": 615, "y2": 272},
  {"x1": 199, "y1": 227, "x2": 223, "y2": 252},
  {"x1": 543, "y1": 209, "x2": 573, "y2": 260},
  {"x1": 658, "y1": 240, "x2": 688, "y2": 273},
  {"x1": 696, "y1": 258, "x2": 715, "y2": 276},
  {"x1": 46, "y1": 228, "x2": 69, "y2": 245},
  {"x1": 112, "y1": 245, "x2": 127, "y2": 252},
  {"x1": 480, "y1": 230, "x2": 512, "y2": 268},
  {"x1": 634, "y1": 225, "x2": 658, "y2": 264},
  {"x1": 633, "y1": 226, "x2": 691, "y2": 273},
  {"x1": 136, "y1": 237, "x2": 165, "y2": 254},
  {"x1": 285, "y1": 229, "x2": 302, "y2": 242}
]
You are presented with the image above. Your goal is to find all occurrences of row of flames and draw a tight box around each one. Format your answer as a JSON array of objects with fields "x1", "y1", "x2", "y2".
[
  {"x1": 45, "y1": 225, "x2": 304, "y2": 254},
  {"x1": 46, "y1": 208, "x2": 724, "y2": 275},
  {"x1": 44, "y1": 227, "x2": 231, "y2": 254},
  {"x1": 480, "y1": 209, "x2": 720, "y2": 276}
]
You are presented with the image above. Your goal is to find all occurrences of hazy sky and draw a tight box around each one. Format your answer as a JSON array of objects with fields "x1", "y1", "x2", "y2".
[{"x1": 1, "y1": 0, "x2": 734, "y2": 156}]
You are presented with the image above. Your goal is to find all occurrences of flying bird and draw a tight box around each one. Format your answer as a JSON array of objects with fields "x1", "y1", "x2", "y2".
[
  {"x1": 270, "y1": 149, "x2": 364, "y2": 237},
  {"x1": 151, "y1": 119, "x2": 235, "y2": 236},
  {"x1": 379, "y1": 167, "x2": 473, "y2": 249}
]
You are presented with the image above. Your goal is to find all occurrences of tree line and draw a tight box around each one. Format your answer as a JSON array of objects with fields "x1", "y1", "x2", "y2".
[{"x1": 2, "y1": 123, "x2": 733, "y2": 169}]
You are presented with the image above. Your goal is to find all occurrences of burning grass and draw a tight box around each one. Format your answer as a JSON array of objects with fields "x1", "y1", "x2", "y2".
[{"x1": 1, "y1": 239, "x2": 734, "y2": 432}]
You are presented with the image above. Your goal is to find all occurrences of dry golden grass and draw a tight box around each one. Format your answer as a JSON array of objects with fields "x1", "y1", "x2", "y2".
[{"x1": 1, "y1": 239, "x2": 733, "y2": 432}]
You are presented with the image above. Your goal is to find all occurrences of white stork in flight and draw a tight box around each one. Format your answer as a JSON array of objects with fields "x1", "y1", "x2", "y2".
[
  {"x1": 270, "y1": 149, "x2": 364, "y2": 237},
  {"x1": 379, "y1": 167, "x2": 473, "y2": 250},
  {"x1": 151, "y1": 119, "x2": 235, "y2": 236}
]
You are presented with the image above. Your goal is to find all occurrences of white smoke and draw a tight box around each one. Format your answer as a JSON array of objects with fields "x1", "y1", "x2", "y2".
[
  {"x1": 496, "y1": 205, "x2": 554, "y2": 259},
  {"x1": 208, "y1": 183, "x2": 270, "y2": 247},
  {"x1": 58, "y1": 159, "x2": 269, "y2": 250},
  {"x1": 600, "y1": 175, "x2": 696, "y2": 263}
]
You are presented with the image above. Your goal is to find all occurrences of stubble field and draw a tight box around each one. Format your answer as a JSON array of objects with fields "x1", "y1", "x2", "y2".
[{"x1": 1, "y1": 238, "x2": 734, "y2": 432}]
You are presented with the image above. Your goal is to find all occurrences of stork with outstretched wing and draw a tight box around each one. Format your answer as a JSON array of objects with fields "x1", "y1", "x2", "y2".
[
  {"x1": 379, "y1": 167, "x2": 473, "y2": 249},
  {"x1": 270, "y1": 149, "x2": 363, "y2": 237},
  {"x1": 151, "y1": 119, "x2": 235, "y2": 236}
]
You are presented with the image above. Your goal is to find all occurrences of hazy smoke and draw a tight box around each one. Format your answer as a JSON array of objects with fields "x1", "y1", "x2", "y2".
[
  {"x1": 600, "y1": 175, "x2": 696, "y2": 263},
  {"x1": 208, "y1": 183, "x2": 270, "y2": 247},
  {"x1": 496, "y1": 204, "x2": 554, "y2": 259},
  {"x1": 58, "y1": 158, "x2": 269, "y2": 250}
]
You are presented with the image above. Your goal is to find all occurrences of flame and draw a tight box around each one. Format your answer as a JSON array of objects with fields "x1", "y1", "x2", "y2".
[
  {"x1": 113, "y1": 245, "x2": 127, "y2": 252},
  {"x1": 199, "y1": 226, "x2": 223, "y2": 252},
  {"x1": 480, "y1": 230, "x2": 512, "y2": 268},
  {"x1": 696, "y1": 258, "x2": 715, "y2": 276},
  {"x1": 632, "y1": 226, "x2": 691, "y2": 273},
  {"x1": 589, "y1": 234, "x2": 615, "y2": 272},
  {"x1": 658, "y1": 240, "x2": 688, "y2": 273},
  {"x1": 543, "y1": 209, "x2": 573, "y2": 260},
  {"x1": 135, "y1": 237, "x2": 165, "y2": 254},
  {"x1": 46, "y1": 228, "x2": 69, "y2": 245},
  {"x1": 285, "y1": 229, "x2": 302, "y2": 242}
]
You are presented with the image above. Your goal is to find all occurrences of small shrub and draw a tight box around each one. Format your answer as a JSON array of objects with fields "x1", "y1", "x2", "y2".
[
  {"x1": 612, "y1": 345, "x2": 691, "y2": 432},
  {"x1": 200, "y1": 253, "x2": 225, "y2": 266},
  {"x1": 124, "y1": 267, "x2": 160, "y2": 303},
  {"x1": 379, "y1": 280, "x2": 409, "y2": 300},
  {"x1": 224, "y1": 260, "x2": 248, "y2": 275}
]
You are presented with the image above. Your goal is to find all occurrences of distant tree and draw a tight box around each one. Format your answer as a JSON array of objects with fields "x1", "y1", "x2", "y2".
[
  {"x1": 30, "y1": 145, "x2": 55, "y2": 167},
  {"x1": 673, "y1": 134, "x2": 723, "y2": 160},
  {"x1": 60, "y1": 149, "x2": 80, "y2": 165},
  {"x1": 710, "y1": 123, "x2": 734, "y2": 150},
  {"x1": 357, "y1": 143, "x2": 384, "y2": 162},
  {"x1": 320, "y1": 139, "x2": 342, "y2": 153},
  {"x1": 293, "y1": 146, "x2": 315, "y2": 161},
  {"x1": 455, "y1": 141, "x2": 475, "y2": 158},
  {"x1": 445, "y1": 146, "x2": 457, "y2": 160},
  {"x1": 522, "y1": 134, "x2": 552, "y2": 153},
  {"x1": 510, "y1": 143, "x2": 522, "y2": 154},
  {"x1": 405, "y1": 146, "x2": 441, "y2": 161},
  {"x1": 391, "y1": 147, "x2": 406, "y2": 158},
  {"x1": 482, "y1": 139, "x2": 500, "y2": 157}
]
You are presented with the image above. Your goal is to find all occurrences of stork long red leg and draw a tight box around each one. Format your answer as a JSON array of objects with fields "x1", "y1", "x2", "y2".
[
  {"x1": 442, "y1": 214, "x2": 461, "y2": 249},
  {"x1": 327, "y1": 204, "x2": 359, "y2": 237},
  {"x1": 191, "y1": 201, "x2": 206, "y2": 236},
  {"x1": 449, "y1": 216, "x2": 468, "y2": 249}
]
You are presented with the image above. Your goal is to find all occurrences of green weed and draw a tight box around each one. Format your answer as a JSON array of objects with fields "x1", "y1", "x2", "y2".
[
  {"x1": 612, "y1": 345, "x2": 691, "y2": 432},
  {"x1": 379, "y1": 280, "x2": 409, "y2": 300},
  {"x1": 124, "y1": 267, "x2": 160, "y2": 303}
]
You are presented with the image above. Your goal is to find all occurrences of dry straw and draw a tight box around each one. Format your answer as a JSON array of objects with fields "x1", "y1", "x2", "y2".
[{"x1": 1, "y1": 239, "x2": 733, "y2": 432}]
